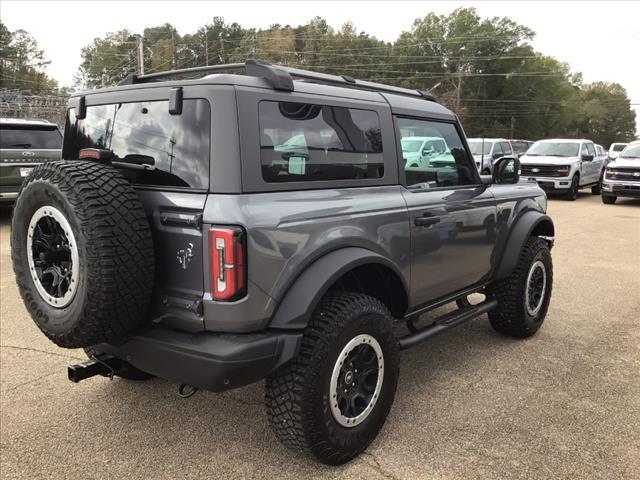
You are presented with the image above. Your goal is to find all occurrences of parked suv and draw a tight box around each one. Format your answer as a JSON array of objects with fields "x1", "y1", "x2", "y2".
[
  {"x1": 466, "y1": 138, "x2": 514, "y2": 174},
  {"x1": 601, "y1": 143, "x2": 640, "y2": 204},
  {"x1": 11, "y1": 60, "x2": 555, "y2": 465},
  {"x1": 0, "y1": 118, "x2": 62, "y2": 202},
  {"x1": 519, "y1": 139, "x2": 605, "y2": 200}
]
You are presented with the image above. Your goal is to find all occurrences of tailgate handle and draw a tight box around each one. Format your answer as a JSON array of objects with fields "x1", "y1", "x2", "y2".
[{"x1": 160, "y1": 211, "x2": 202, "y2": 229}]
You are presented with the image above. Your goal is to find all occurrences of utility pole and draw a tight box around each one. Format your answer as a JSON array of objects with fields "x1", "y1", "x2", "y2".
[
  {"x1": 137, "y1": 36, "x2": 145, "y2": 75},
  {"x1": 250, "y1": 33, "x2": 256, "y2": 58},
  {"x1": 510, "y1": 116, "x2": 516, "y2": 139},
  {"x1": 204, "y1": 31, "x2": 209, "y2": 66},
  {"x1": 171, "y1": 30, "x2": 177, "y2": 69},
  {"x1": 219, "y1": 32, "x2": 225, "y2": 63},
  {"x1": 455, "y1": 76, "x2": 462, "y2": 112}
]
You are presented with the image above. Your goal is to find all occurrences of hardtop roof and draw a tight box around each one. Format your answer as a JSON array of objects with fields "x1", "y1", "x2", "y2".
[{"x1": 71, "y1": 61, "x2": 457, "y2": 121}]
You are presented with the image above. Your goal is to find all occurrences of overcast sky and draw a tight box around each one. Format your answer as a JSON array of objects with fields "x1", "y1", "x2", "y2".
[{"x1": 2, "y1": 1, "x2": 639, "y2": 129}]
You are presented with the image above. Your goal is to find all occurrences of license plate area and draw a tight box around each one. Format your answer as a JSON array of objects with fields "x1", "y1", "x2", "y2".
[{"x1": 20, "y1": 167, "x2": 34, "y2": 177}]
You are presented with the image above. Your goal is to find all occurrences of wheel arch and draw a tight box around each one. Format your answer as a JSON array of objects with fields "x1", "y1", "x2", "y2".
[
  {"x1": 493, "y1": 211, "x2": 554, "y2": 280},
  {"x1": 269, "y1": 247, "x2": 409, "y2": 329}
]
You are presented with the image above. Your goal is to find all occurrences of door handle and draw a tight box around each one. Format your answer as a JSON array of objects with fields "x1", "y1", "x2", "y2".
[{"x1": 415, "y1": 215, "x2": 441, "y2": 227}]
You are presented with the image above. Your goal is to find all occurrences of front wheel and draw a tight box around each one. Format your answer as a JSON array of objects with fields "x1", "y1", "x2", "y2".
[
  {"x1": 486, "y1": 237, "x2": 553, "y2": 338},
  {"x1": 265, "y1": 292, "x2": 399, "y2": 465},
  {"x1": 565, "y1": 175, "x2": 579, "y2": 201},
  {"x1": 602, "y1": 194, "x2": 616, "y2": 204}
]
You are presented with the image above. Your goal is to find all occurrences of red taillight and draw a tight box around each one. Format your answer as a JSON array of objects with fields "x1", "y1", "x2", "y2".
[{"x1": 210, "y1": 226, "x2": 246, "y2": 301}]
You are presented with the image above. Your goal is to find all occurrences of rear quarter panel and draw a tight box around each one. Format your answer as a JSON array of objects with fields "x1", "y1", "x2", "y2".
[{"x1": 202, "y1": 186, "x2": 410, "y2": 331}]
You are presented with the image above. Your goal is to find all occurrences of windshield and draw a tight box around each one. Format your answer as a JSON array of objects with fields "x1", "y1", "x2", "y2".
[
  {"x1": 510, "y1": 141, "x2": 530, "y2": 154},
  {"x1": 620, "y1": 145, "x2": 640, "y2": 158},
  {"x1": 612, "y1": 144, "x2": 627, "y2": 152},
  {"x1": 401, "y1": 139, "x2": 423, "y2": 153},
  {"x1": 526, "y1": 142, "x2": 579, "y2": 157},
  {"x1": 0, "y1": 126, "x2": 62, "y2": 149},
  {"x1": 467, "y1": 141, "x2": 491, "y2": 155}
]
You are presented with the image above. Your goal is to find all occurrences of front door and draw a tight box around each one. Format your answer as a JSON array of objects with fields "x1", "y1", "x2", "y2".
[{"x1": 395, "y1": 117, "x2": 499, "y2": 306}]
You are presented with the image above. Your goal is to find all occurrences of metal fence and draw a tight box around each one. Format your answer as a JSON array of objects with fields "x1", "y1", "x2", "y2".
[{"x1": 0, "y1": 89, "x2": 70, "y2": 128}]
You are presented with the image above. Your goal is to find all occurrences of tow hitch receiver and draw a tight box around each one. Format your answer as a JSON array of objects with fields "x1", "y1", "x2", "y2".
[{"x1": 68, "y1": 356, "x2": 124, "y2": 383}]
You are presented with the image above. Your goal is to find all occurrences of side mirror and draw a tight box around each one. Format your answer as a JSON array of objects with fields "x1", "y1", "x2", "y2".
[
  {"x1": 492, "y1": 152, "x2": 502, "y2": 160},
  {"x1": 492, "y1": 156, "x2": 520, "y2": 184},
  {"x1": 581, "y1": 154, "x2": 594, "y2": 162}
]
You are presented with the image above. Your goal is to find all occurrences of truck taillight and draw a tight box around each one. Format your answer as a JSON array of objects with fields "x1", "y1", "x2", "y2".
[{"x1": 209, "y1": 226, "x2": 246, "y2": 301}]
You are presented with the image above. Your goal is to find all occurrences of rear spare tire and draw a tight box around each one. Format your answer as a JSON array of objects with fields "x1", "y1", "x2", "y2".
[{"x1": 11, "y1": 160, "x2": 154, "y2": 348}]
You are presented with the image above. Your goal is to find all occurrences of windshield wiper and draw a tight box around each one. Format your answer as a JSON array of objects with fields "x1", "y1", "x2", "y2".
[{"x1": 111, "y1": 161, "x2": 157, "y2": 172}]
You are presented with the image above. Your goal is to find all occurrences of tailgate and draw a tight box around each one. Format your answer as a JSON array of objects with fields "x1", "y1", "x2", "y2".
[{"x1": 136, "y1": 189, "x2": 207, "y2": 332}]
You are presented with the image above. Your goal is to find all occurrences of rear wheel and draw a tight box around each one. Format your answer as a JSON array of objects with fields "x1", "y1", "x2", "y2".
[
  {"x1": 265, "y1": 292, "x2": 399, "y2": 465},
  {"x1": 486, "y1": 237, "x2": 552, "y2": 338},
  {"x1": 602, "y1": 195, "x2": 617, "y2": 204}
]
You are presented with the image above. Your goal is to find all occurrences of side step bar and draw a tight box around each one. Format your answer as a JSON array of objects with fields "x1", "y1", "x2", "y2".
[{"x1": 398, "y1": 298, "x2": 498, "y2": 350}]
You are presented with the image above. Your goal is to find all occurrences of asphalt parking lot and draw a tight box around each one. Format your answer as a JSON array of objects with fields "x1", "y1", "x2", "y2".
[{"x1": 1, "y1": 193, "x2": 639, "y2": 480}]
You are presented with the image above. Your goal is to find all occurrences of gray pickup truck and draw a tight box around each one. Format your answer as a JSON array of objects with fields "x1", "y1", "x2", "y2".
[
  {"x1": 0, "y1": 118, "x2": 62, "y2": 202},
  {"x1": 11, "y1": 60, "x2": 554, "y2": 465}
]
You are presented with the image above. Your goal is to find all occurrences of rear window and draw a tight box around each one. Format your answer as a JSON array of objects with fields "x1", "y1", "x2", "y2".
[
  {"x1": 63, "y1": 99, "x2": 210, "y2": 189},
  {"x1": 258, "y1": 101, "x2": 383, "y2": 182},
  {"x1": 0, "y1": 125, "x2": 62, "y2": 149}
]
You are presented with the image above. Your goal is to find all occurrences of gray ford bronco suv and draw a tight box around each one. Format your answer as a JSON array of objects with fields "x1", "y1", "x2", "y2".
[{"x1": 11, "y1": 60, "x2": 554, "y2": 465}]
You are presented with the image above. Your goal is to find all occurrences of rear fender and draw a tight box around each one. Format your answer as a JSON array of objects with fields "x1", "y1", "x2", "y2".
[{"x1": 269, "y1": 247, "x2": 407, "y2": 330}]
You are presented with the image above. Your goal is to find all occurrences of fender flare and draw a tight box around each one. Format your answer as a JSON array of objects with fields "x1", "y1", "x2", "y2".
[
  {"x1": 269, "y1": 247, "x2": 408, "y2": 330},
  {"x1": 494, "y1": 211, "x2": 554, "y2": 280}
]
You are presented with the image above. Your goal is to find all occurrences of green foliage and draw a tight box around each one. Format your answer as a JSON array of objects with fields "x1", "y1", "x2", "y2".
[
  {"x1": 76, "y1": 29, "x2": 140, "y2": 88},
  {"x1": 12, "y1": 8, "x2": 632, "y2": 144},
  {"x1": 0, "y1": 21, "x2": 59, "y2": 93}
]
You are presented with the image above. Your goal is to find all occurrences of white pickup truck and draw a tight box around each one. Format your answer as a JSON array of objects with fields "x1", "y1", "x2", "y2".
[
  {"x1": 601, "y1": 142, "x2": 640, "y2": 204},
  {"x1": 519, "y1": 139, "x2": 606, "y2": 201}
]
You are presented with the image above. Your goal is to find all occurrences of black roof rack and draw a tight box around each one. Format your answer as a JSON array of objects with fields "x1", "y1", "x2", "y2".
[{"x1": 118, "y1": 59, "x2": 435, "y2": 102}]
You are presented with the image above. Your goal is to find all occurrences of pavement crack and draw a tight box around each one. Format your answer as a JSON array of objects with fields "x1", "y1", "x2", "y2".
[
  {"x1": 2, "y1": 370, "x2": 59, "y2": 393},
  {"x1": 0, "y1": 344, "x2": 83, "y2": 360},
  {"x1": 361, "y1": 451, "x2": 401, "y2": 480}
]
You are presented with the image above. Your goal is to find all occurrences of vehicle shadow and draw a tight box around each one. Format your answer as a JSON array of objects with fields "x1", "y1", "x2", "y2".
[
  {"x1": 0, "y1": 204, "x2": 13, "y2": 225},
  {"x1": 70, "y1": 306, "x2": 526, "y2": 476}
]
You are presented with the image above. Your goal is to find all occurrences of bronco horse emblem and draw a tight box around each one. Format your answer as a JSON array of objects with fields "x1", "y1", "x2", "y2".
[{"x1": 176, "y1": 243, "x2": 194, "y2": 270}]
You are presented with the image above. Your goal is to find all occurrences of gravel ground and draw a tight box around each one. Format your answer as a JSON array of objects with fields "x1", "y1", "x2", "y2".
[{"x1": 1, "y1": 193, "x2": 639, "y2": 480}]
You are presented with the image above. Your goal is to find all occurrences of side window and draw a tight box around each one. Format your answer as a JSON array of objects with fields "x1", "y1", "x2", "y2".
[
  {"x1": 258, "y1": 101, "x2": 383, "y2": 182},
  {"x1": 501, "y1": 141, "x2": 512, "y2": 155},
  {"x1": 396, "y1": 117, "x2": 475, "y2": 189},
  {"x1": 493, "y1": 142, "x2": 503, "y2": 156},
  {"x1": 586, "y1": 143, "x2": 596, "y2": 156},
  {"x1": 580, "y1": 143, "x2": 589, "y2": 156}
]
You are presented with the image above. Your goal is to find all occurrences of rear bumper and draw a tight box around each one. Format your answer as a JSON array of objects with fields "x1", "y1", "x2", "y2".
[
  {"x1": 602, "y1": 180, "x2": 640, "y2": 198},
  {"x1": 97, "y1": 326, "x2": 302, "y2": 392}
]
